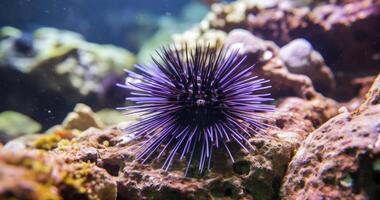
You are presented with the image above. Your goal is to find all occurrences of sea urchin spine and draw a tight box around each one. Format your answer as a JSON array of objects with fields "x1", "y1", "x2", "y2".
[{"x1": 117, "y1": 44, "x2": 274, "y2": 175}]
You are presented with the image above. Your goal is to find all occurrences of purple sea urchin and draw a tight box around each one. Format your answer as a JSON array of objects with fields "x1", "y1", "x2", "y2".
[{"x1": 118, "y1": 44, "x2": 274, "y2": 175}]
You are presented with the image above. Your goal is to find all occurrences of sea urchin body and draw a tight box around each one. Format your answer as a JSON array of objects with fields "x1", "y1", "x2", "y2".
[{"x1": 118, "y1": 44, "x2": 275, "y2": 175}]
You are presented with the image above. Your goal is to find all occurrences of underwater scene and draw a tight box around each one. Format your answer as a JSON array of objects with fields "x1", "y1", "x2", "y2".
[{"x1": 0, "y1": 0, "x2": 380, "y2": 199}]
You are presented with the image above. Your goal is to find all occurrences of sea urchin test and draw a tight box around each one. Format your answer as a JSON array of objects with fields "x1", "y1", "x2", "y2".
[{"x1": 117, "y1": 44, "x2": 274, "y2": 176}]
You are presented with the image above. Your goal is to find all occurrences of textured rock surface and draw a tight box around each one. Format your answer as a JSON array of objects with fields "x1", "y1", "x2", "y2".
[
  {"x1": 0, "y1": 149, "x2": 117, "y2": 200},
  {"x1": 174, "y1": 0, "x2": 380, "y2": 101},
  {"x1": 27, "y1": 89, "x2": 335, "y2": 200},
  {"x1": 223, "y1": 29, "x2": 334, "y2": 101},
  {"x1": 281, "y1": 73, "x2": 380, "y2": 199},
  {"x1": 0, "y1": 83, "x2": 338, "y2": 200}
]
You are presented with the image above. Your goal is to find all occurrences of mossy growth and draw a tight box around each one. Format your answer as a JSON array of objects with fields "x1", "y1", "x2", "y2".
[
  {"x1": 32, "y1": 128, "x2": 79, "y2": 150},
  {"x1": 61, "y1": 161, "x2": 94, "y2": 194},
  {"x1": 22, "y1": 157, "x2": 53, "y2": 175},
  {"x1": 14, "y1": 152, "x2": 97, "y2": 199}
]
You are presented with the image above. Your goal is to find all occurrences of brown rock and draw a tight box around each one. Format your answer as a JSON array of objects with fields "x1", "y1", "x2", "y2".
[{"x1": 280, "y1": 73, "x2": 380, "y2": 199}]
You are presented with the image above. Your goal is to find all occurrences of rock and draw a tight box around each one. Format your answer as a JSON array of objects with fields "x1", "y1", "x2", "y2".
[
  {"x1": 223, "y1": 29, "x2": 334, "y2": 101},
  {"x1": 246, "y1": 0, "x2": 380, "y2": 101},
  {"x1": 3, "y1": 103, "x2": 100, "y2": 151},
  {"x1": 55, "y1": 127, "x2": 292, "y2": 200},
  {"x1": 174, "y1": 0, "x2": 380, "y2": 102},
  {"x1": 62, "y1": 103, "x2": 104, "y2": 131},
  {"x1": 47, "y1": 88, "x2": 337, "y2": 200},
  {"x1": 0, "y1": 111, "x2": 41, "y2": 143},
  {"x1": 0, "y1": 149, "x2": 117, "y2": 200},
  {"x1": 206, "y1": 0, "x2": 282, "y2": 32},
  {"x1": 0, "y1": 27, "x2": 135, "y2": 128},
  {"x1": 340, "y1": 75, "x2": 377, "y2": 111},
  {"x1": 176, "y1": 24, "x2": 337, "y2": 101},
  {"x1": 279, "y1": 38, "x2": 335, "y2": 92},
  {"x1": 280, "y1": 74, "x2": 380, "y2": 199},
  {"x1": 271, "y1": 96, "x2": 338, "y2": 145},
  {"x1": 224, "y1": 29, "x2": 278, "y2": 63},
  {"x1": 280, "y1": 39, "x2": 313, "y2": 69}
]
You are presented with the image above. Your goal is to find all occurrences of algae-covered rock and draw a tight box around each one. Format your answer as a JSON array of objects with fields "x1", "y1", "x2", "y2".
[
  {"x1": 32, "y1": 128, "x2": 79, "y2": 151},
  {"x1": 96, "y1": 109, "x2": 129, "y2": 126},
  {"x1": 0, "y1": 104, "x2": 117, "y2": 200},
  {"x1": 0, "y1": 27, "x2": 136, "y2": 128},
  {"x1": 0, "y1": 111, "x2": 41, "y2": 143},
  {"x1": 0, "y1": 149, "x2": 117, "y2": 200},
  {"x1": 28, "y1": 27, "x2": 135, "y2": 97},
  {"x1": 1, "y1": 27, "x2": 135, "y2": 75},
  {"x1": 3, "y1": 103, "x2": 101, "y2": 151}
]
